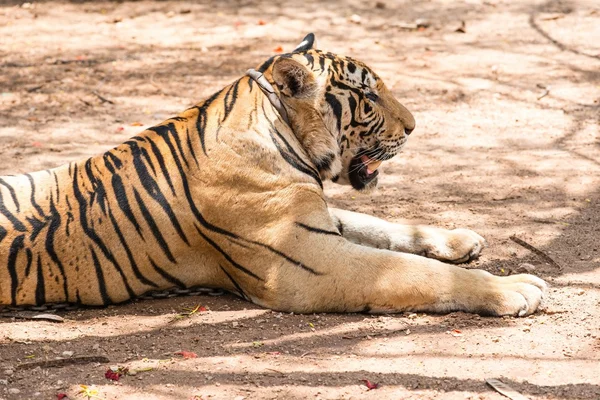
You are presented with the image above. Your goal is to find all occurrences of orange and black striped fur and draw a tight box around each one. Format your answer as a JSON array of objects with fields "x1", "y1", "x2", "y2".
[{"x1": 0, "y1": 34, "x2": 546, "y2": 315}]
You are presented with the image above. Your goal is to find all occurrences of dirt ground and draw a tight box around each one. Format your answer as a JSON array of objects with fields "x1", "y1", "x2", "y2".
[{"x1": 0, "y1": 0, "x2": 599, "y2": 399}]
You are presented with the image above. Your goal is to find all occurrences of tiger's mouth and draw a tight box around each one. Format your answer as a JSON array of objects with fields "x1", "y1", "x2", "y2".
[{"x1": 348, "y1": 154, "x2": 383, "y2": 190}]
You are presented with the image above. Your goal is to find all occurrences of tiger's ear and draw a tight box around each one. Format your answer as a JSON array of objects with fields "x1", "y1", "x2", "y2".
[
  {"x1": 272, "y1": 57, "x2": 316, "y2": 98},
  {"x1": 293, "y1": 33, "x2": 317, "y2": 52}
]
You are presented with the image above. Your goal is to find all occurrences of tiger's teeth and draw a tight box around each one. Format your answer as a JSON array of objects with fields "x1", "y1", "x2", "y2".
[{"x1": 367, "y1": 160, "x2": 382, "y2": 174}]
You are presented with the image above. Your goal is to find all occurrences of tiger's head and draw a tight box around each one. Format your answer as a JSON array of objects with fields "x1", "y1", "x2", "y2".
[{"x1": 259, "y1": 33, "x2": 415, "y2": 191}]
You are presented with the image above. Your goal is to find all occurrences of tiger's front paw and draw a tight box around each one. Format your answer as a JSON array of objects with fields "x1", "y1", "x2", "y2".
[
  {"x1": 421, "y1": 228, "x2": 486, "y2": 264},
  {"x1": 471, "y1": 271, "x2": 547, "y2": 316}
]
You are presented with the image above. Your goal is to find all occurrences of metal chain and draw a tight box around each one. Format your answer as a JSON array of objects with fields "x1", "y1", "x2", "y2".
[{"x1": 0, "y1": 286, "x2": 225, "y2": 313}]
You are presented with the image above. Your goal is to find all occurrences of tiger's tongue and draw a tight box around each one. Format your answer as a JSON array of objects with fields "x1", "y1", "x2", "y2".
[{"x1": 360, "y1": 155, "x2": 382, "y2": 175}]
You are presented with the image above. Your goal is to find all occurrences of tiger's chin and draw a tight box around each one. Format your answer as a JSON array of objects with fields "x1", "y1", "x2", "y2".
[
  {"x1": 332, "y1": 154, "x2": 381, "y2": 192},
  {"x1": 348, "y1": 153, "x2": 380, "y2": 191}
]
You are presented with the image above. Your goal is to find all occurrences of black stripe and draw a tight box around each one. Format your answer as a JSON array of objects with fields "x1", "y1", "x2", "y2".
[
  {"x1": 220, "y1": 264, "x2": 248, "y2": 300},
  {"x1": 84, "y1": 159, "x2": 108, "y2": 215},
  {"x1": 107, "y1": 207, "x2": 159, "y2": 288},
  {"x1": 129, "y1": 137, "x2": 189, "y2": 245},
  {"x1": 25, "y1": 173, "x2": 45, "y2": 218},
  {"x1": 295, "y1": 222, "x2": 341, "y2": 236},
  {"x1": 7, "y1": 234, "x2": 25, "y2": 305},
  {"x1": 140, "y1": 146, "x2": 158, "y2": 176},
  {"x1": 24, "y1": 248, "x2": 33, "y2": 277},
  {"x1": 45, "y1": 192, "x2": 69, "y2": 301},
  {"x1": 148, "y1": 256, "x2": 186, "y2": 288},
  {"x1": 149, "y1": 123, "x2": 190, "y2": 175},
  {"x1": 194, "y1": 225, "x2": 262, "y2": 281},
  {"x1": 0, "y1": 184, "x2": 26, "y2": 232},
  {"x1": 133, "y1": 188, "x2": 176, "y2": 263},
  {"x1": 226, "y1": 232, "x2": 322, "y2": 276},
  {"x1": 194, "y1": 89, "x2": 223, "y2": 156},
  {"x1": 270, "y1": 131, "x2": 323, "y2": 188},
  {"x1": 35, "y1": 255, "x2": 45, "y2": 305},
  {"x1": 52, "y1": 172, "x2": 60, "y2": 202},
  {"x1": 0, "y1": 177, "x2": 20, "y2": 212},
  {"x1": 90, "y1": 246, "x2": 111, "y2": 305},
  {"x1": 103, "y1": 156, "x2": 145, "y2": 239},
  {"x1": 169, "y1": 124, "x2": 190, "y2": 169},
  {"x1": 185, "y1": 127, "x2": 199, "y2": 167},
  {"x1": 223, "y1": 79, "x2": 240, "y2": 121},
  {"x1": 305, "y1": 53, "x2": 315, "y2": 69},
  {"x1": 264, "y1": 111, "x2": 321, "y2": 186},
  {"x1": 358, "y1": 115, "x2": 384, "y2": 139},
  {"x1": 325, "y1": 92, "x2": 343, "y2": 133},
  {"x1": 103, "y1": 151, "x2": 123, "y2": 172},
  {"x1": 258, "y1": 56, "x2": 276, "y2": 73},
  {"x1": 65, "y1": 196, "x2": 73, "y2": 237},
  {"x1": 145, "y1": 134, "x2": 177, "y2": 196},
  {"x1": 0, "y1": 225, "x2": 6, "y2": 244}
]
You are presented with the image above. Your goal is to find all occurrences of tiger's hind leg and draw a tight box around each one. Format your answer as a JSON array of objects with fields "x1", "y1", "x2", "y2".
[{"x1": 329, "y1": 208, "x2": 486, "y2": 264}]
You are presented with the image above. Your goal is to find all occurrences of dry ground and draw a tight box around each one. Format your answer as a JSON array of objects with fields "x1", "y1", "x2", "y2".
[{"x1": 0, "y1": 0, "x2": 599, "y2": 399}]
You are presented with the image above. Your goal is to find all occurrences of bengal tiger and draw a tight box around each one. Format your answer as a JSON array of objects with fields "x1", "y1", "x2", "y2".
[{"x1": 0, "y1": 34, "x2": 546, "y2": 316}]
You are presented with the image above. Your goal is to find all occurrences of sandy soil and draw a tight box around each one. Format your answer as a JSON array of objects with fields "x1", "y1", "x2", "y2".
[{"x1": 0, "y1": 0, "x2": 599, "y2": 399}]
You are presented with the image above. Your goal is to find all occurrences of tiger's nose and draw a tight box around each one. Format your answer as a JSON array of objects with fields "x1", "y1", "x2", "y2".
[{"x1": 405, "y1": 127, "x2": 414, "y2": 136}]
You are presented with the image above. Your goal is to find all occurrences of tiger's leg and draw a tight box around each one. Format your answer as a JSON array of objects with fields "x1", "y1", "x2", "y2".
[
  {"x1": 329, "y1": 207, "x2": 486, "y2": 263},
  {"x1": 248, "y1": 226, "x2": 545, "y2": 316}
]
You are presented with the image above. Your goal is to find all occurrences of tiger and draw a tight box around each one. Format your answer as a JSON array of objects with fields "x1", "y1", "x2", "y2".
[{"x1": 0, "y1": 34, "x2": 546, "y2": 316}]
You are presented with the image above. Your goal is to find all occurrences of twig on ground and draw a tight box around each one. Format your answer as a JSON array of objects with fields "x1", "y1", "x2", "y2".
[
  {"x1": 537, "y1": 89, "x2": 550, "y2": 100},
  {"x1": 509, "y1": 235, "x2": 562, "y2": 270},
  {"x1": 92, "y1": 90, "x2": 115, "y2": 104},
  {"x1": 265, "y1": 368, "x2": 286, "y2": 375},
  {"x1": 26, "y1": 85, "x2": 44, "y2": 93},
  {"x1": 16, "y1": 356, "x2": 109, "y2": 370},
  {"x1": 79, "y1": 97, "x2": 93, "y2": 107}
]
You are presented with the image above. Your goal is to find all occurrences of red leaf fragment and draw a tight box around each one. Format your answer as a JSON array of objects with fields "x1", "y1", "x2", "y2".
[
  {"x1": 362, "y1": 379, "x2": 379, "y2": 390},
  {"x1": 57, "y1": 394, "x2": 69, "y2": 400},
  {"x1": 105, "y1": 366, "x2": 128, "y2": 381},
  {"x1": 32, "y1": 141, "x2": 43, "y2": 148},
  {"x1": 198, "y1": 306, "x2": 207, "y2": 312},
  {"x1": 115, "y1": 126, "x2": 124, "y2": 132},
  {"x1": 273, "y1": 46, "x2": 283, "y2": 53},
  {"x1": 257, "y1": 19, "x2": 267, "y2": 25},
  {"x1": 175, "y1": 351, "x2": 198, "y2": 359}
]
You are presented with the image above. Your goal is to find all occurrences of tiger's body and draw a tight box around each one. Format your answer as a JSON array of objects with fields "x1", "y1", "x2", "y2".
[{"x1": 0, "y1": 35, "x2": 546, "y2": 315}]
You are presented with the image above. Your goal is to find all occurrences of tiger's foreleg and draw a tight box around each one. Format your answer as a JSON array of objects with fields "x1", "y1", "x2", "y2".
[
  {"x1": 252, "y1": 232, "x2": 545, "y2": 316},
  {"x1": 329, "y1": 207, "x2": 486, "y2": 263}
]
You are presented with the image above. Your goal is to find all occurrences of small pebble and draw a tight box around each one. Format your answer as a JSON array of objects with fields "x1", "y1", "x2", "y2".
[
  {"x1": 62, "y1": 351, "x2": 74, "y2": 357},
  {"x1": 4, "y1": 369, "x2": 14, "y2": 375},
  {"x1": 349, "y1": 14, "x2": 362, "y2": 24},
  {"x1": 8, "y1": 388, "x2": 20, "y2": 394},
  {"x1": 517, "y1": 263, "x2": 536, "y2": 273},
  {"x1": 0, "y1": 379, "x2": 8, "y2": 385}
]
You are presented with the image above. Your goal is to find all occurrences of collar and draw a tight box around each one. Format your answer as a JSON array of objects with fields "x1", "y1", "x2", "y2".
[{"x1": 246, "y1": 68, "x2": 290, "y2": 125}]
